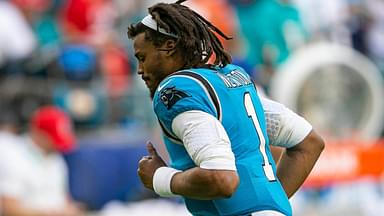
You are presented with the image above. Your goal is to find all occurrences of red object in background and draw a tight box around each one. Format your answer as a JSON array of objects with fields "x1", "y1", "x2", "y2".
[
  {"x1": 30, "y1": 106, "x2": 77, "y2": 153},
  {"x1": 304, "y1": 139, "x2": 384, "y2": 188},
  {"x1": 61, "y1": 0, "x2": 93, "y2": 35},
  {"x1": 186, "y1": 0, "x2": 236, "y2": 48},
  {"x1": 12, "y1": 0, "x2": 51, "y2": 12},
  {"x1": 100, "y1": 45, "x2": 131, "y2": 97}
]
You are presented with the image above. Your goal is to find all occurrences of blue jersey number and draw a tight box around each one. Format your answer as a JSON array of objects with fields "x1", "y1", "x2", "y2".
[{"x1": 244, "y1": 92, "x2": 276, "y2": 181}]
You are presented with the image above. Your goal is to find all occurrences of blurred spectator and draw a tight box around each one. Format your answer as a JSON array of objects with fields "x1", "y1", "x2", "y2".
[
  {"x1": 184, "y1": 0, "x2": 237, "y2": 49},
  {"x1": 100, "y1": 39, "x2": 131, "y2": 98},
  {"x1": 0, "y1": 106, "x2": 84, "y2": 216},
  {"x1": 0, "y1": 104, "x2": 22, "y2": 215},
  {"x1": 344, "y1": 0, "x2": 372, "y2": 57},
  {"x1": 53, "y1": 85, "x2": 107, "y2": 127},
  {"x1": 61, "y1": 0, "x2": 94, "y2": 39},
  {"x1": 365, "y1": 0, "x2": 384, "y2": 73},
  {"x1": 0, "y1": 104, "x2": 21, "y2": 135},
  {"x1": 230, "y1": 0, "x2": 307, "y2": 93},
  {"x1": 57, "y1": 43, "x2": 97, "y2": 81},
  {"x1": 291, "y1": 0, "x2": 384, "y2": 72},
  {"x1": 31, "y1": 0, "x2": 63, "y2": 49},
  {"x1": 292, "y1": 0, "x2": 350, "y2": 43},
  {"x1": 61, "y1": 0, "x2": 118, "y2": 45},
  {"x1": 0, "y1": 1, "x2": 37, "y2": 74}
]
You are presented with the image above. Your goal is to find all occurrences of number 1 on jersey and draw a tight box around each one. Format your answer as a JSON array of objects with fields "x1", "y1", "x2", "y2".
[{"x1": 244, "y1": 92, "x2": 276, "y2": 181}]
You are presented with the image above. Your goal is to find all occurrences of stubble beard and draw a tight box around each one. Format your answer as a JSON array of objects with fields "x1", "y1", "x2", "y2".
[{"x1": 149, "y1": 88, "x2": 155, "y2": 99}]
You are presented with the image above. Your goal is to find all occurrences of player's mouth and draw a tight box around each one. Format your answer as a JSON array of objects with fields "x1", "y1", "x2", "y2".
[{"x1": 142, "y1": 77, "x2": 150, "y2": 87}]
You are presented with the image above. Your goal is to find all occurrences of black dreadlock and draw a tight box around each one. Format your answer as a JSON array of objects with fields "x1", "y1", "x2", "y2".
[{"x1": 127, "y1": 0, "x2": 232, "y2": 68}]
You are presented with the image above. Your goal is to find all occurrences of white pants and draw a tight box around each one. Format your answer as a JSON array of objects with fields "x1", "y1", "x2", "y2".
[{"x1": 251, "y1": 210, "x2": 286, "y2": 216}]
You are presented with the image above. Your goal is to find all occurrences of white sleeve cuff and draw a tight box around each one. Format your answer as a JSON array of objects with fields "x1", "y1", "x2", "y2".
[
  {"x1": 200, "y1": 158, "x2": 237, "y2": 170},
  {"x1": 281, "y1": 109, "x2": 312, "y2": 148}
]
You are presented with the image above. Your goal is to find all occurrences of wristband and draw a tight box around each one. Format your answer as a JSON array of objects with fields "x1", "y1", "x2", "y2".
[{"x1": 153, "y1": 167, "x2": 181, "y2": 197}]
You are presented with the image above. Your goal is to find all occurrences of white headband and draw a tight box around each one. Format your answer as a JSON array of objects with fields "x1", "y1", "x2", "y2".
[{"x1": 141, "y1": 15, "x2": 178, "y2": 38}]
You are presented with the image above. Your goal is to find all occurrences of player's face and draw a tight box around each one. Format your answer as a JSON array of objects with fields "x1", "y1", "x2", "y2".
[
  {"x1": 31, "y1": 128, "x2": 57, "y2": 154},
  {"x1": 133, "y1": 33, "x2": 181, "y2": 98}
]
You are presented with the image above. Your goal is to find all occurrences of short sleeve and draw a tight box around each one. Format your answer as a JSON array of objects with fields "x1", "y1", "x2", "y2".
[
  {"x1": 153, "y1": 76, "x2": 218, "y2": 137},
  {"x1": 261, "y1": 97, "x2": 312, "y2": 148}
]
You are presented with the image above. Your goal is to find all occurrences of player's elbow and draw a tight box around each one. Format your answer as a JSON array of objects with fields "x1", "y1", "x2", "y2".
[
  {"x1": 309, "y1": 130, "x2": 325, "y2": 154},
  {"x1": 289, "y1": 130, "x2": 325, "y2": 156},
  {"x1": 211, "y1": 170, "x2": 239, "y2": 198}
]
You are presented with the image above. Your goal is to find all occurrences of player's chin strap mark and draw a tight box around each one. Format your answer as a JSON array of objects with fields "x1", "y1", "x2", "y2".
[
  {"x1": 172, "y1": 71, "x2": 222, "y2": 122},
  {"x1": 141, "y1": 15, "x2": 178, "y2": 39}
]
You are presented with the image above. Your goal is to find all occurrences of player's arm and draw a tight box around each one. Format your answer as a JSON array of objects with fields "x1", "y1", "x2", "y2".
[
  {"x1": 261, "y1": 97, "x2": 325, "y2": 198},
  {"x1": 170, "y1": 167, "x2": 238, "y2": 200},
  {"x1": 138, "y1": 111, "x2": 239, "y2": 200},
  {"x1": 170, "y1": 110, "x2": 239, "y2": 200},
  {"x1": 276, "y1": 130, "x2": 324, "y2": 198},
  {"x1": 1, "y1": 196, "x2": 42, "y2": 216},
  {"x1": 270, "y1": 146, "x2": 283, "y2": 164}
]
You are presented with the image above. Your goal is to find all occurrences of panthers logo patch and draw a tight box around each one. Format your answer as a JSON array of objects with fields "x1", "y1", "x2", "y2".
[{"x1": 160, "y1": 86, "x2": 190, "y2": 110}]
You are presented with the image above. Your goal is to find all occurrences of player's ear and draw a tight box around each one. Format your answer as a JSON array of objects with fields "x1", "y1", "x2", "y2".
[{"x1": 159, "y1": 39, "x2": 177, "y2": 56}]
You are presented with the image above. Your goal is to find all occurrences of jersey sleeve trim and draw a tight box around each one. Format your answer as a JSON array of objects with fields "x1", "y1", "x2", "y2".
[
  {"x1": 172, "y1": 70, "x2": 222, "y2": 122},
  {"x1": 157, "y1": 119, "x2": 183, "y2": 144}
]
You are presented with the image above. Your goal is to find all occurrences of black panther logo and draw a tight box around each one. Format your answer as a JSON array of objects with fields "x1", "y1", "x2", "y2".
[{"x1": 160, "y1": 86, "x2": 190, "y2": 110}]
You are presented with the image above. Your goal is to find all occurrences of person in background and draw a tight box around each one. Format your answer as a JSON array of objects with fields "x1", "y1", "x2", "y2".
[
  {"x1": 0, "y1": 104, "x2": 21, "y2": 135},
  {"x1": 0, "y1": 0, "x2": 37, "y2": 75},
  {"x1": 0, "y1": 104, "x2": 22, "y2": 215},
  {"x1": 229, "y1": 0, "x2": 307, "y2": 93},
  {"x1": 0, "y1": 105, "x2": 84, "y2": 216}
]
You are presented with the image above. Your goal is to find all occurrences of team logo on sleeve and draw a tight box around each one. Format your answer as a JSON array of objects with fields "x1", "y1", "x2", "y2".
[{"x1": 160, "y1": 86, "x2": 190, "y2": 109}]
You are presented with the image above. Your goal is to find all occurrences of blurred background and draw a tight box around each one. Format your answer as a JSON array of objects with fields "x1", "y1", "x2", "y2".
[{"x1": 0, "y1": 0, "x2": 383, "y2": 215}]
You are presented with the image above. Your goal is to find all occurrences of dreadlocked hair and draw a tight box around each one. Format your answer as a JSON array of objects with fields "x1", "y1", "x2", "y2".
[{"x1": 128, "y1": 0, "x2": 232, "y2": 68}]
